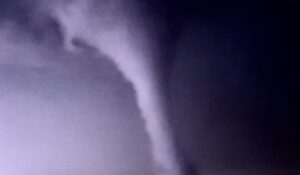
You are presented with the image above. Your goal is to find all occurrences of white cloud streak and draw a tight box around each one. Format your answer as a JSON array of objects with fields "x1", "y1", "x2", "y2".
[{"x1": 48, "y1": 0, "x2": 183, "y2": 174}]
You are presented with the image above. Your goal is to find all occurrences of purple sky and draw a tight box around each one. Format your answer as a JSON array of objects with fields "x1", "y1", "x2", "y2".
[
  {"x1": 0, "y1": 1, "x2": 298, "y2": 175},
  {"x1": 0, "y1": 23, "x2": 154, "y2": 174}
]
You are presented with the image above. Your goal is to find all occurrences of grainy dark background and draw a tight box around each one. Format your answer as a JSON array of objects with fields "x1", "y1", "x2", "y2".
[{"x1": 165, "y1": 0, "x2": 298, "y2": 173}]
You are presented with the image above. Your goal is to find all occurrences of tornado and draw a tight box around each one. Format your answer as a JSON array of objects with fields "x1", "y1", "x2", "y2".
[{"x1": 45, "y1": 0, "x2": 184, "y2": 174}]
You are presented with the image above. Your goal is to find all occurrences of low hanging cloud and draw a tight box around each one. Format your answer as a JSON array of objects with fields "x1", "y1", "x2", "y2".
[{"x1": 44, "y1": 1, "x2": 184, "y2": 174}]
